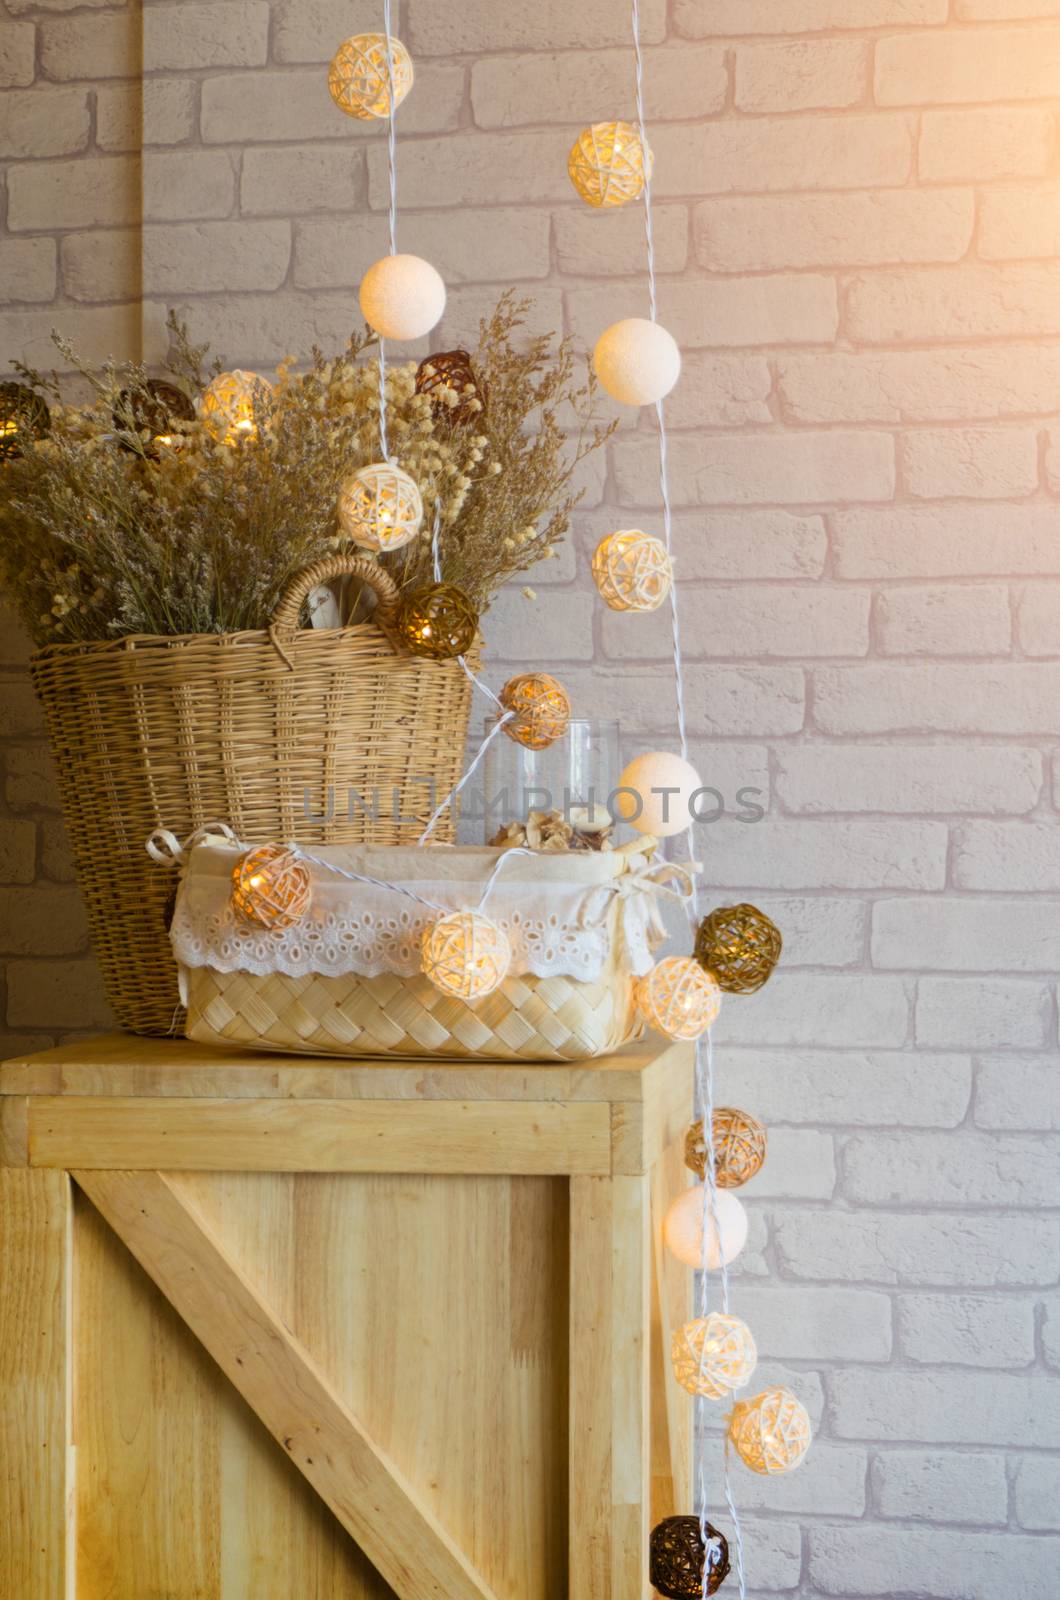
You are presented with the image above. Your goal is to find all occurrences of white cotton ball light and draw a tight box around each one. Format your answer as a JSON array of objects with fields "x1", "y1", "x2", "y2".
[
  {"x1": 359, "y1": 254, "x2": 446, "y2": 341},
  {"x1": 593, "y1": 317, "x2": 680, "y2": 407},
  {"x1": 614, "y1": 751, "x2": 702, "y2": 838},
  {"x1": 663, "y1": 1185, "x2": 748, "y2": 1270}
]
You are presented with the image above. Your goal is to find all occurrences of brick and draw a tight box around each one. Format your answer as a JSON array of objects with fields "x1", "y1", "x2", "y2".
[
  {"x1": 674, "y1": 743, "x2": 770, "y2": 813},
  {"x1": 143, "y1": 221, "x2": 292, "y2": 295},
  {"x1": 568, "y1": 275, "x2": 838, "y2": 353},
  {"x1": 775, "y1": 1208, "x2": 1060, "y2": 1287},
  {"x1": 845, "y1": 1127, "x2": 1058, "y2": 1203},
  {"x1": 7, "y1": 0, "x2": 114, "y2": 10},
  {"x1": 0, "y1": 820, "x2": 36, "y2": 885},
  {"x1": 900, "y1": 426, "x2": 1038, "y2": 499},
  {"x1": 0, "y1": 304, "x2": 142, "y2": 372},
  {"x1": 6, "y1": 958, "x2": 113, "y2": 1029},
  {"x1": 472, "y1": 44, "x2": 725, "y2": 128},
  {"x1": 0, "y1": 606, "x2": 33, "y2": 666},
  {"x1": 554, "y1": 204, "x2": 688, "y2": 279},
  {"x1": 708, "y1": 815, "x2": 944, "y2": 891},
  {"x1": 97, "y1": 79, "x2": 198, "y2": 152},
  {"x1": 814, "y1": 663, "x2": 1060, "y2": 736},
  {"x1": 62, "y1": 230, "x2": 140, "y2": 303},
  {"x1": 831, "y1": 1368, "x2": 1059, "y2": 1445},
  {"x1": 736, "y1": 1285, "x2": 891, "y2": 1361},
  {"x1": 876, "y1": 584, "x2": 1012, "y2": 656},
  {"x1": 877, "y1": 26, "x2": 1060, "y2": 105},
  {"x1": 954, "y1": 819, "x2": 1060, "y2": 889},
  {"x1": 696, "y1": 187, "x2": 971, "y2": 273},
  {"x1": 897, "y1": 1292, "x2": 1035, "y2": 1368},
  {"x1": 960, "y1": 0, "x2": 1060, "y2": 11},
  {"x1": 809, "y1": 1524, "x2": 1057, "y2": 1596},
  {"x1": 833, "y1": 505, "x2": 1060, "y2": 578},
  {"x1": 0, "y1": 886, "x2": 88, "y2": 956},
  {"x1": 295, "y1": 209, "x2": 551, "y2": 290},
  {"x1": 142, "y1": 286, "x2": 370, "y2": 366},
  {"x1": 407, "y1": 0, "x2": 666, "y2": 51},
  {"x1": 677, "y1": 0, "x2": 946, "y2": 30},
  {"x1": 40, "y1": 11, "x2": 138, "y2": 80},
  {"x1": 779, "y1": 343, "x2": 1060, "y2": 424},
  {"x1": 0, "y1": 19, "x2": 34, "y2": 87},
  {"x1": 777, "y1": 745, "x2": 1039, "y2": 816},
  {"x1": 651, "y1": 354, "x2": 772, "y2": 429},
  {"x1": 664, "y1": 511, "x2": 827, "y2": 579},
  {"x1": 615, "y1": 429, "x2": 893, "y2": 509},
  {"x1": 713, "y1": 973, "x2": 911, "y2": 1047},
  {"x1": 7, "y1": 153, "x2": 139, "y2": 231},
  {"x1": 722, "y1": 1519, "x2": 802, "y2": 1592},
  {"x1": 94, "y1": 83, "x2": 142, "y2": 154},
  {"x1": 735, "y1": 39, "x2": 868, "y2": 111},
  {"x1": 482, "y1": 590, "x2": 597, "y2": 666},
  {"x1": 202, "y1": 64, "x2": 464, "y2": 143},
  {"x1": 1014, "y1": 1455, "x2": 1060, "y2": 1531},
  {"x1": 142, "y1": 1, "x2": 269, "y2": 70},
  {"x1": 0, "y1": 239, "x2": 57, "y2": 304},
  {"x1": 919, "y1": 107, "x2": 1054, "y2": 181},
  {"x1": 1045, "y1": 1296, "x2": 1060, "y2": 1370},
  {"x1": 736, "y1": 1442, "x2": 866, "y2": 1517},
  {"x1": 981, "y1": 182, "x2": 1060, "y2": 260},
  {"x1": 603, "y1": 585, "x2": 868, "y2": 661},
  {"x1": 976, "y1": 1058, "x2": 1060, "y2": 1130},
  {"x1": 849, "y1": 263, "x2": 1060, "y2": 343},
  {"x1": 733, "y1": 1128, "x2": 837, "y2": 1199},
  {"x1": 875, "y1": 1450, "x2": 1009, "y2": 1524},
  {"x1": 5, "y1": 745, "x2": 60, "y2": 812},
  {"x1": 0, "y1": 86, "x2": 89, "y2": 158},
  {"x1": 242, "y1": 144, "x2": 364, "y2": 217},
  {"x1": 0, "y1": 677, "x2": 44, "y2": 739},
  {"x1": 527, "y1": 664, "x2": 805, "y2": 737},
  {"x1": 39, "y1": 820, "x2": 75, "y2": 882},
  {"x1": 716, "y1": 1049, "x2": 971, "y2": 1126},
  {"x1": 710, "y1": 894, "x2": 865, "y2": 968},
  {"x1": 916, "y1": 977, "x2": 1051, "y2": 1049},
  {"x1": 143, "y1": 150, "x2": 235, "y2": 221},
  {"x1": 1043, "y1": 426, "x2": 1060, "y2": 495},
  {"x1": 874, "y1": 898, "x2": 1060, "y2": 973},
  {"x1": 369, "y1": 131, "x2": 571, "y2": 211}
]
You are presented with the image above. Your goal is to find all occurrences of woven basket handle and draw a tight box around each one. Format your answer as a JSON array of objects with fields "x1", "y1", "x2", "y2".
[{"x1": 271, "y1": 554, "x2": 400, "y2": 635}]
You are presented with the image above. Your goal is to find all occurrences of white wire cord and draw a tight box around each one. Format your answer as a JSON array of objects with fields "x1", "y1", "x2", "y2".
[{"x1": 376, "y1": 0, "x2": 399, "y2": 462}]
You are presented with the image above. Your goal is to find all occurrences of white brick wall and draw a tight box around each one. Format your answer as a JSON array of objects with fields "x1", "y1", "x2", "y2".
[{"x1": 1, "y1": 1, "x2": 1058, "y2": 1592}]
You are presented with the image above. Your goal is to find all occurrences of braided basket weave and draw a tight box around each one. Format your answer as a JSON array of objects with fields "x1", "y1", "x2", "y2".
[{"x1": 31, "y1": 555, "x2": 476, "y2": 1037}]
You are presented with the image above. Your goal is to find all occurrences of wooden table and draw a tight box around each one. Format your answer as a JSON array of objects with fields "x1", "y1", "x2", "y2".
[{"x1": 0, "y1": 1033, "x2": 693, "y2": 1600}]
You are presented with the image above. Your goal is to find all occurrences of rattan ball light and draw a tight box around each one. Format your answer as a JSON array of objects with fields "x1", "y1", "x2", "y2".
[
  {"x1": 685, "y1": 1108, "x2": 767, "y2": 1189},
  {"x1": 0, "y1": 381, "x2": 50, "y2": 461},
  {"x1": 421, "y1": 910, "x2": 511, "y2": 999},
  {"x1": 395, "y1": 582, "x2": 479, "y2": 660},
  {"x1": 650, "y1": 1516, "x2": 730, "y2": 1599},
  {"x1": 671, "y1": 1312, "x2": 757, "y2": 1400},
  {"x1": 499, "y1": 673, "x2": 571, "y2": 750},
  {"x1": 337, "y1": 462, "x2": 423, "y2": 553},
  {"x1": 201, "y1": 370, "x2": 273, "y2": 443},
  {"x1": 231, "y1": 844, "x2": 311, "y2": 931},
  {"x1": 592, "y1": 529, "x2": 672, "y2": 613},
  {"x1": 415, "y1": 349, "x2": 486, "y2": 425},
  {"x1": 113, "y1": 380, "x2": 195, "y2": 455},
  {"x1": 360, "y1": 253, "x2": 446, "y2": 341},
  {"x1": 593, "y1": 317, "x2": 680, "y2": 407},
  {"x1": 695, "y1": 903, "x2": 782, "y2": 994},
  {"x1": 728, "y1": 1387, "x2": 812, "y2": 1476},
  {"x1": 663, "y1": 1185, "x2": 748, "y2": 1270},
  {"x1": 328, "y1": 33, "x2": 413, "y2": 119},
  {"x1": 567, "y1": 120, "x2": 653, "y2": 208},
  {"x1": 637, "y1": 957, "x2": 721, "y2": 1041}
]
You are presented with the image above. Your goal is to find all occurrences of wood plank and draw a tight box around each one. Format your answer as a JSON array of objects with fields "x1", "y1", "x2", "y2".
[
  {"x1": 74, "y1": 1170, "x2": 499, "y2": 1600},
  {"x1": 0, "y1": 1095, "x2": 28, "y2": 1165},
  {"x1": 29, "y1": 1096, "x2": 611, "y2": 1174},
  {"x1": 650, "y1": 1138, "x2": 693, "y2": 1526},
  {"x1": 0, "y1": 1168, "x2": 74, "y2": 1600}
]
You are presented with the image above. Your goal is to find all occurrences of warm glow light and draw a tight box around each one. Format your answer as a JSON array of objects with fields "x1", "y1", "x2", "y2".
[
  {"x1": 663, "y1": 1185, "x2": 748, "y2": 1269},
  {"x1": 421, "y1": 910, "x2": 511, "y2": 999}
]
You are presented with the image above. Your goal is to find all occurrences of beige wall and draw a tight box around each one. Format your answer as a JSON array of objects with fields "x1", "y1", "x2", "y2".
[{"x1": 2, "y1": 1, "x2": 1060, "y2": 1592}]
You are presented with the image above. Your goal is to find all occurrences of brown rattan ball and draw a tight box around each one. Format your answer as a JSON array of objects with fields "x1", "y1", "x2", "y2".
[
  {"x1": 685, "y1": 1108, "x2": 767, "y2": 1189},
  {"x1": 499, "y1": 673, "x2": 571, "y2": 750},
  {"x1": 415, "y1": 349, "x2": 486, "y2": 426},
  {"x1": 695, "y1": 903, "x2": 782, "y2": 994},
  {"x1": 650, "y1": 1517, "x2": 730, "y2": 1598},
  {"x1": 113, "y1": 380, "x2": 195, "y2": 455},
  {"x1": 0, "y1": 381, "x2": 50, "y2": 462},
  {"x1": 394, "y1": 582, "x2": 478, "y2": 660},
  {"x1": 231, "y1": 844, "x2": 311, "y2": 931}
]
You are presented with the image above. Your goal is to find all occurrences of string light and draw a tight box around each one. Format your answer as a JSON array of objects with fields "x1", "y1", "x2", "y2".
[
  {"x1": 421, "y1": 909, "x2": 511, "y2": 998},
  {"x1": 201, "y1": 370, "x2": 273, "y2": 444},
  {"x1": 337, "y1": 462, "x2": 423, "y2": 552},
  {"x1": 671, "y1": 1312, "x2": 757, "y2": 1400},
  {"x1": 663, "y1": 1185, "x2": 747, "y2": 1270}
]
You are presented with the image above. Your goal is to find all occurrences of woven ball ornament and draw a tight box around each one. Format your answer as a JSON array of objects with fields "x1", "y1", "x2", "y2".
[
  {"x1": 337, "y1": 462, "x2": 423, "y2": 553},
  {"x1": 328, "y1": 33, "x2": 413, "y2": 120},
  {"x1": 394, "y1": 582, "x2": 478, "y2": 660},
  {"x1": 615, "y1": 750, "x2": 703, "y2": 838},
  {"x1": 592, "y1": 529, "x2": 672, "y2": 613},
  {"x1": 685, "y1": 1108, "x2": 767, "y2": 1189},
  {"x1": 650, "y1": 1517, "x2": 730, "y2": 1599},
  {"x1": 671, "y1": 1312, "x2": 757, "y2": 1400},
  {"x1": 201, "y1": 370, "x2": 274, "y2": 443},
  {"x1": 728, "y1": 1386, "x2": 812, "y2": 1476},
  {"x1": 593, "y1": 317, "x2": 681, "y2": 407},
  {"x1": 663, "y1": 1185, "x2": 748, "y2": 1270},
  {"x1": 231, "y1": 844, "x2": 311, "y2": 931},
  {"x1": 567, "y1": 120, "x2": 653, "y2": 209},
  {"x1": 113, "y1": 380, "x2": 195, "y2": 455},
  {"x1": 695, "y1": 902, "x2": 782, "y2": 994},
  {"x1": 360, "y1": 254, "x2": 446, "y2": 342},
  {"x1": 637, "y1": 956, "x2": 721, "y2": 1041},
  {"x1": 421, "y1": 910, "x2": 511, "y2": 999},
  {"x1": 0, "y1": 382, "x2": 50, "y2": 462},
  {"x1": 499, "y1": 673, "x2": 571, "y2": 750},
  {"x1": 415, "y1": 349, "x2": 486, "y2": 425}
]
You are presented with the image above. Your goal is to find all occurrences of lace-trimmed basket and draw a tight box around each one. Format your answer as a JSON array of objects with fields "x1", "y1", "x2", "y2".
[{"x1": 172, "y1": 840, "x2": 665, "y2": 1061}]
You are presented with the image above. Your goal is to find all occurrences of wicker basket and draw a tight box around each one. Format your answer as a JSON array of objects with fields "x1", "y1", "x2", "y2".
[{"x1": 31, "y1": 555, "x2": 477, "y2": 1036}]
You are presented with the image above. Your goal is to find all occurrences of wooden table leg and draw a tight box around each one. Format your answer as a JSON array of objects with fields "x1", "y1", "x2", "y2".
[
  {"x1": 0, "y1": 1167, "x2": 75, "y2": 1600},
  {"x1": 569, "y1": 1174, "x2": 651, "y2": 1600}
]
